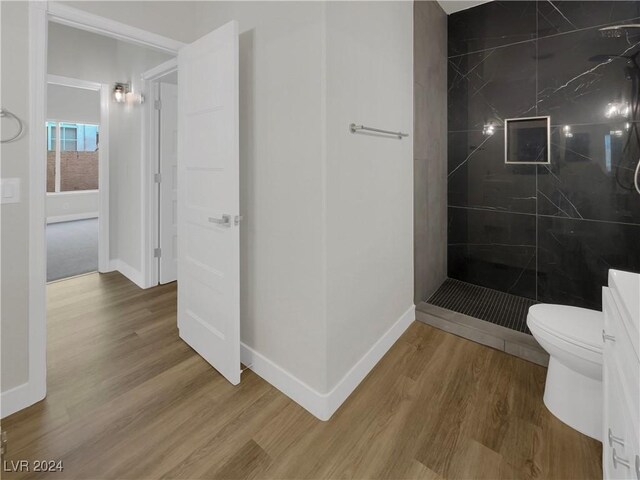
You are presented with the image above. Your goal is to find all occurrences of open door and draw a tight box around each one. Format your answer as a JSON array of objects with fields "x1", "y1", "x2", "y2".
[
  {"x1": 177, "y1": 20, "x2": 240, "y2": 385},
  {"x1": 159, "y1": 81, "x2": 178, "y2": 284}
]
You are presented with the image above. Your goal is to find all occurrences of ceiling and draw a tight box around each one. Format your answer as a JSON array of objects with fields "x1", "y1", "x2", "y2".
[{"x1": 437, "y1": 0, "x2": 492, "y2": 15}]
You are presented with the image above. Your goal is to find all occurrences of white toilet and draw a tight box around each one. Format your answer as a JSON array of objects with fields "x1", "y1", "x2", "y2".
[{"x1": 527, "y1": 304, "x2": 603, "y2": 441}]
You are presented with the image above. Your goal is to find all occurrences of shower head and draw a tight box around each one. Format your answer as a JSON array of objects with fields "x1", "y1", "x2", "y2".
[{"x1": 599, "y1": 24, "x2": 640, "y2": 38}]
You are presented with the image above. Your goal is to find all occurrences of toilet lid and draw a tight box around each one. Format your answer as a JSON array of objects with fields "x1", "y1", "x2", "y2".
[{"x1": 528, "y1": 304, "x2": 603, "y2": 351}]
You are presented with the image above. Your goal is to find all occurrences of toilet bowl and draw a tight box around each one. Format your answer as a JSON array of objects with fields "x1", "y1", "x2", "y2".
[{"x1": 527, "y1": 304, "x2": 603, "y2": 441}]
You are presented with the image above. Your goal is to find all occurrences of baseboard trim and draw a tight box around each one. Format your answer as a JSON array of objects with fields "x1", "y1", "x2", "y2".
[
  {"x1": 241, "y1": 304, "x2": 415, "y2": 421},
  {"x1": 240, "y1": 343, "x2": 327, "y2": 419},
  {"x1": 1, "y1": 382, "x2": 43, "y2": 419},
  {"x1": 324, "y1": 304, "x2": 416, "y2": 417},
  {"x1": 109, "y1": 259, "x2": 145, "y2": 289},
  {"x1": 46, "y1": 212, "x2": 98, "y2": 224}
]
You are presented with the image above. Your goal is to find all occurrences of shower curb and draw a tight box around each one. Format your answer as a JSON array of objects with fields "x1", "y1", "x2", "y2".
[{"x1": 416, "y1": 302, "x2": 549, "y2": 367}]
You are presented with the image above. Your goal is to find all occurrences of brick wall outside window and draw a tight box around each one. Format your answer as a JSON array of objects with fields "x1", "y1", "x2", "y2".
[{"x1": 47, "y1": 151, "x2": 99, "y2": 192}]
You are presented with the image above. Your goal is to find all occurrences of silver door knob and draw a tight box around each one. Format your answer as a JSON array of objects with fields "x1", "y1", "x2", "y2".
[{"x1": 208, "y1": 214, "x2": 231, "y2": 227}]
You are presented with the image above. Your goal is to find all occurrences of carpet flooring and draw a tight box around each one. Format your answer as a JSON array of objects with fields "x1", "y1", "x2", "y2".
[{"x1": 47, "y1": 218, "x2": 98, "y2": 282}]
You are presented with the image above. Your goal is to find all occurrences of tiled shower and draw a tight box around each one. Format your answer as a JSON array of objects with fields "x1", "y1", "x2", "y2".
[{"x1": 441, "y1": 0, "x2": 640, "y2": 322}]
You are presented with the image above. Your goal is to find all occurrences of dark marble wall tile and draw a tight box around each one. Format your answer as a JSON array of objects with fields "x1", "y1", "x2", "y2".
[
  {"x1": 449, "y1": 1, "x2": 536, "y2": 56},
  {"x1": 449, "y1": 41, "x2": 537, "y2": 131},
  {"x1": 536, "y1": 25, "x2": 640, "y2": 126},
  {"x1": 537, "y1": 216, "x2": 640, "y2": 309},
  {"x1": 446, "y1": 1, "x2": 640, "y2": 311},
  {"x1": 448, "y1": 130, "x2": 537, "y2": 214},
  {"x1": 448, "y1": 207, "x2": 537, "y2": 299},
  {"x1": 538, "y1": 124, "x2": 640, "y2": 224},
  {"x1": 537, "y1": 1, "x2": 640, "y2": 37}
]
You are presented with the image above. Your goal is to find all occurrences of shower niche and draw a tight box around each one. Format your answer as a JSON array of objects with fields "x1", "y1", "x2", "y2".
[{"x1": 504, "y1": 116, "x2": 550, "y2": 164}]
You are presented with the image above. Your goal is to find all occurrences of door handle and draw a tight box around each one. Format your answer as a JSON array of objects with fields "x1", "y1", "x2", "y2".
[
  {"x1": 602, "y1": 330, "x2": 616, "y2": 342},
  {"x1": 209, "y1": 214, "x2": 231, "y2": 227}
]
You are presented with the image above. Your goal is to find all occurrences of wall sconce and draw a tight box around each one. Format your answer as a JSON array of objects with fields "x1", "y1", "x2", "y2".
[
  {"x1": 563, "y1": 125, "x2": 573, "y2": 138},
  {"x1": 605, "y1": 102, "x2": 630, "y2": 119},
  {"x1": 482, "y1": 123, "x2": 496, "y2": 136},
  {"x1": 113, "y1": 83, "x2": 144, "y2": 105},
  {"x1": 113, "y1": 83, "x2": 129, "y2": 103}
]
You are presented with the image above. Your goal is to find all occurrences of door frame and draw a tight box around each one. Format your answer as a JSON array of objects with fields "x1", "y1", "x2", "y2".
[
  {"x1": 46, "y1": 74, "x2": 110, "y2": 273},
  {"x1": 13, "y1": 1, "x2": 184, "y2": 418},
  {"x1": 141, "y1": 58, "x2": 178, "y2": 288}
]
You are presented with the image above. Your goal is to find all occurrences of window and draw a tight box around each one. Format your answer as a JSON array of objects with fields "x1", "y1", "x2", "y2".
[{"x1": 46, "y1": 121, "x2": 99, "y2": 193}]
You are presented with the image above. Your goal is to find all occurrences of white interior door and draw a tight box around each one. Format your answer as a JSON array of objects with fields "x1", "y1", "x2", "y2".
[
  {"x1": 159, "y1": 81, "x2": 178, "y2": 284},
  {"x1": 177, "y1": 20, "x2": 240, "y2": 385}
]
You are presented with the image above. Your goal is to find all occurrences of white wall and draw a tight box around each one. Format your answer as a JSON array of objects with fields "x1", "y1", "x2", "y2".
[
  {"x1": 324, "y1": 1, "x2": 414, "y2": 389},
  {"x1": 193, "y1": 1, "x2": 329, "y2": 393},
  {"x1": 48, "y1": 22, "x2": 171, "y2": 273},
  {"x1": 46, "y1": 192, "x2": 99, "y2": 221},
  {"x1": 1, "y1": 1, "x2": 417, "y2": 418},
  {"x1": 194, "y1": 2, "x2": 414, "y2": 395},
  {"x1": 59, "y1": 1, "x2": 198, "y2": 43},
  {"x1": 1, "y1": 1, "x2": 31, "y2": 392},
  {"x1": 47, "y1": 84, "x2": 99, "y2": 124},
  {"x1": 0, "y1": 0, "x2": 184, "y2": 406}
]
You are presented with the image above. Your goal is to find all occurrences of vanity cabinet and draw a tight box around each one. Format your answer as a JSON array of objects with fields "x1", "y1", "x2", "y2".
[{"x1": 602, "y1": 270, "x2": 640, "y2": 480}]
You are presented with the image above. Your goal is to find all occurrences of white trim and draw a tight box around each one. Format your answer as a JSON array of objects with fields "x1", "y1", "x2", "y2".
[
  {"x1": 54, "y1": 124, "x2": 61, "y2": 192},
  {"x1": 241, "y1": 305, "x2": 416, "y2": 421},
  {"x1": 141, "y1": 81, "x2": 160, "y2": 288},
  {"x1": 1, "y1": 383, "x2": 32, "y2": 419},
  {"x1": 141, "y1": 62, "x2": 179, "y2": 289},
  {"x1": 109, "y1": 259, "x2": 145, "y2": 289},
  {"x1": 324, "y1": 305, "x2": 416, "y2": 417},
  {"x1": 47, "y1": 189, "x2": 99, "y2": 196},
  {"x1": 17, "y1": 1, "x2": 185, "y2": 418},
  {"x1": 46, "y1": 212, "x2": 99, "y2": 224},
  {"x1": 25, "y1": 0, "x2": 49, "y2": 417},
  {"x1": 47, "y1": 2, "x2": 185, "y2": 55},
  {"x1": 98, "y1": 83, "x2": 110, "y2": 273},
  {"x1": 47, "y1": 74, "x2": 101, "y2": 91},
  {"x1": 142, "y1": 57, "x2": 178, "y2": 81},
  {"x1": 46, "y1": 76, "x2": 110, "y2": 273}
]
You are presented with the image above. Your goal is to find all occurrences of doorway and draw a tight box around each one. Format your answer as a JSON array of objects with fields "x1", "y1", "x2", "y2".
[
  {"x1": 45, "y1": 77, "x2": 108, "y2": 282},
  {"x1": 18, "y1": 2, "x2": 242, "y2": 418},
  {"x1": 142, "y1": 60, "x2": 179, "y2": 286}
]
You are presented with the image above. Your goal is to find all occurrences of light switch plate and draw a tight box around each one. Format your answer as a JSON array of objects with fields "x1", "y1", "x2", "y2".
[{"x1": 1, "y1": 178, "x2": 21, "y2": 204}]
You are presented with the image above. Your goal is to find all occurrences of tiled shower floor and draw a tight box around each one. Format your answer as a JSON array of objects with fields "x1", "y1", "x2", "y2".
[{"x1": 426, "y1": 278, "x2": 537, "y2": 334}]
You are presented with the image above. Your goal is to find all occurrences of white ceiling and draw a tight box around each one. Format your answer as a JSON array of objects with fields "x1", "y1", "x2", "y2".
[{"x1": 437, "y1": 0, "x2": 492, "y2": 15}]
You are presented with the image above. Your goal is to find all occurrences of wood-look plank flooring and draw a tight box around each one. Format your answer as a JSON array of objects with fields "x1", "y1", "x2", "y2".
[{"x1": 2, "y1": 272, "x2": 602, "y2": 479}]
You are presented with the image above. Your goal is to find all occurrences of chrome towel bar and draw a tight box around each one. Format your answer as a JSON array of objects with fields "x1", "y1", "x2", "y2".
[{"x1": 349, "y1": 123, "x2": 409, "y2": 139}]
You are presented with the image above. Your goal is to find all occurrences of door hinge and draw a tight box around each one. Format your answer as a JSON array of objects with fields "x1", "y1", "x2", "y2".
[
  {"x1": 154, "y1": 247, "x2": 162, "y2": 258},
  {"x1": 154, "y1": 173, "x2": 162, "y2": 184},
  {"x1": 1, "y1": 430, "x2": 7, "y2": 458},
  {"x1": 154, "y1": 99, "x2": 162, "y2": 110}
]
